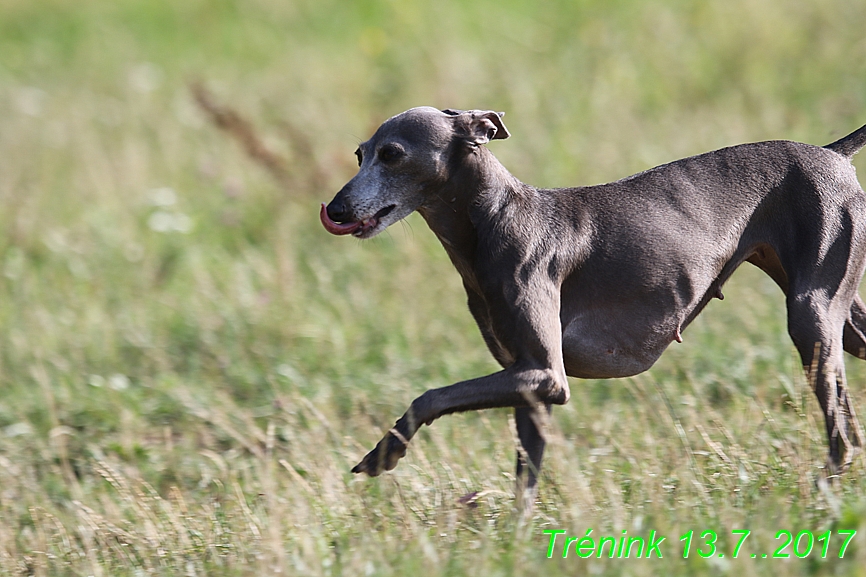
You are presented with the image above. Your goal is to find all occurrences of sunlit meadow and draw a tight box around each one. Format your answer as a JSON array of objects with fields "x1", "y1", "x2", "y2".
[{"x1": 1, "y1": 0, "x2": 866, "y2": 575}]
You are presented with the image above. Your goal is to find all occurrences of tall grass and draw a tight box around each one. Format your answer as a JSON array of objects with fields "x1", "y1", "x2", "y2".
[{"x1": 1, "y1": 0, "x2": 866, "y2": 574}]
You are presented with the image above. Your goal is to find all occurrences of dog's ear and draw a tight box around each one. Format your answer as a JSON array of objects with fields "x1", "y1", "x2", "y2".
[
  {"x1": 448, "y1": 110, "x2": 510, "y2": 145},
  {"x1": 467, "y1": 111, "x2": 510, "y2": 145}
]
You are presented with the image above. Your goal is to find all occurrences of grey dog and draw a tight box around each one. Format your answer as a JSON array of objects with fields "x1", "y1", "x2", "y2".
[{"x1": 321, "y1": 106, "x2": 866, "y2": 503}]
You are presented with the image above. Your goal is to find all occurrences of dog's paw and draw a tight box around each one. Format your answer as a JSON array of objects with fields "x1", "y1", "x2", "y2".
[{"x1": 351, "y1": 430, "x2": 409, "y2": 476}]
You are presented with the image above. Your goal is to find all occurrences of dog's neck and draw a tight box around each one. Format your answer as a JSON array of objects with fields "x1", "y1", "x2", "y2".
[{"x1": 418, "y1": 146, "x2": 524, "y2": 282}]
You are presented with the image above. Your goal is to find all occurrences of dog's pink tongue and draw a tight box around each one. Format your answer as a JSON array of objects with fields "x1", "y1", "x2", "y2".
[{"x1": 320, "y1": 203, "x2": 361, "y2": 235}]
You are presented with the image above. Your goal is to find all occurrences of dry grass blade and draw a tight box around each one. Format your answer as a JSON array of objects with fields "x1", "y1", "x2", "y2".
[{"x1": 190, "y1": 81, "x2": 291, "y2": 186}]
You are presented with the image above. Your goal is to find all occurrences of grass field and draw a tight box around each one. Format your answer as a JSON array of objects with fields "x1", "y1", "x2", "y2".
[{"x1": 2, "y1": 0, "x2": 866, "y2": 574}]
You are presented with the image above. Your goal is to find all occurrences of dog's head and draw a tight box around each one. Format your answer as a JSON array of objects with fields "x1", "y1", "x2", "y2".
[{"x1": 321, "y1": 107, "x2": 509, "y2": 238}]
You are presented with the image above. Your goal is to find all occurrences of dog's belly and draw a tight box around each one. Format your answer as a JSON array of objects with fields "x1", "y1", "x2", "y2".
[{"x1": 561, "y1": 316, "x2": 673, "y2": 379}]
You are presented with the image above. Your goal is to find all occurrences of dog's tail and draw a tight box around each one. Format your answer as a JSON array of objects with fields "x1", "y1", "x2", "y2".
[{"x1": 825, "y1": 123, "x2": 866, "y2": 158}]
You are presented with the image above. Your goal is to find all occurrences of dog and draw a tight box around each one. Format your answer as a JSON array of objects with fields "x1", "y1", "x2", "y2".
[{"x1": 321, "y1": 107, "x2": 866, "y2": 505}]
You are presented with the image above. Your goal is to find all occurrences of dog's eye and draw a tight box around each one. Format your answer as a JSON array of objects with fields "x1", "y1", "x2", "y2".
[
  {"x1": 378, "y1": 144, "x2": 404, "y2": 163},
  {"x1": 354, "y1": 148, "x2": 363, "y2": 167}
]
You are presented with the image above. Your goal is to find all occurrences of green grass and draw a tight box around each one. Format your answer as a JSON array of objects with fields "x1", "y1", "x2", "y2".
[{"x1": 2, "y1": 0, "x2": 866, "y2": 574}]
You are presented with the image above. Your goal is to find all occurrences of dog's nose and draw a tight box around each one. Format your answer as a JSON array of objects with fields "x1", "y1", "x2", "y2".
[{"x1": 326, "y1": 199, "x2": 351, "y2": 223}]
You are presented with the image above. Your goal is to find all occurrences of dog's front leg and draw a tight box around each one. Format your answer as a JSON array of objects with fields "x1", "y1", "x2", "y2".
[
  {"x1": 515, "y1": 403, "x2": 551, "y2": 511},
  {"x1": 353, "y1": 276, "x2": 569, "y2": 476},
  {"x1": 351, "y1": 365, "x2": 567, "y2": 476}
]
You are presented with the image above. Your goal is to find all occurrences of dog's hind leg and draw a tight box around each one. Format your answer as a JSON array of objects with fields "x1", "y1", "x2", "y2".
[
  {"x1": 749, "y1": 247, "x2": 866, "y2": 363},
  {"x1": 787, "y1": 291, "x2": 863, "y2": 473},
  {"x1": 747, "y1": 245, "x2": 866, "y2": 360},
  {"x1": 843, "y1": 294, "x2": 866, "y2": 360}
]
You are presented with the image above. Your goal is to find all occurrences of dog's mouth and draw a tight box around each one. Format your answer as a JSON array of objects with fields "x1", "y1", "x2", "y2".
[
  {"x1": 320, "y1": 203, "x2": 396, "y2": 238},
  {"x1": 319, "y1": 203, "x2": 397, "y2": 238}
]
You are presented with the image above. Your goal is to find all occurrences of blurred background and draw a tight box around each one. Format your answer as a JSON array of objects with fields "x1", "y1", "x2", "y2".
[{"x1": 1, "y1": 0, "x2": 866, "y2": 575}]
